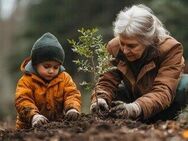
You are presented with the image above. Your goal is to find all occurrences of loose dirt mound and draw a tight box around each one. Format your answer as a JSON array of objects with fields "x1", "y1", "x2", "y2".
[{"x1": 1, "y1": 114, "x2": 188, "y2": 141}]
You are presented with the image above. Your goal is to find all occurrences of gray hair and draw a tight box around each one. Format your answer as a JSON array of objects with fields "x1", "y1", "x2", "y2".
[{"x1": 113, "y1": 4, "x2": 169, "y2": 46}]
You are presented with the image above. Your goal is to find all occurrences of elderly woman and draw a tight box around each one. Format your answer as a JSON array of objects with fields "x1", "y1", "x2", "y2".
[{"x1": 90, "y1": 4, "x2": 187, "y2": 121}]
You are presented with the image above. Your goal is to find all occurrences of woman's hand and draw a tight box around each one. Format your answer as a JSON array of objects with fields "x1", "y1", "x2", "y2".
[{"x1": 110, "y1": 101, "x2": 141, "y2": 119}]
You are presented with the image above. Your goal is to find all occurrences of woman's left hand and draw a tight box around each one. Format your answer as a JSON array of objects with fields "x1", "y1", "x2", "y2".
[{"x1": 110, "y1": 101, "x2": 141, "y2": 119}]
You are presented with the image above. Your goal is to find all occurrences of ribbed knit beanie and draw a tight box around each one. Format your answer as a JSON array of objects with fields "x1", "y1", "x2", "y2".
[{"x1": 31, "y1": 32, "x2": 65, "y2": 65}]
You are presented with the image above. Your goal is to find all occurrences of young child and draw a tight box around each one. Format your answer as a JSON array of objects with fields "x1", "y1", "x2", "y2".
[{"x1": 15, "y1": 32, "x2": 81, "y2": 129}]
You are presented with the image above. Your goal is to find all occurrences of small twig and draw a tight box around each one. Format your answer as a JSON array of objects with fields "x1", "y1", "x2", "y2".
[
  {"x1": 91, "y1": 56, "x2": 106, "y2": 118},
  {"x1": 91, "y1": 56, "x2": 100, "y2": 114}
]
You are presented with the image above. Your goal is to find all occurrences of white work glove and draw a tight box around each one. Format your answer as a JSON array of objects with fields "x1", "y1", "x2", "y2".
[
  {"x1": 32, "y1": 114, "x2": 49, "y2": 127},
  {"x1": 90, "y1": 98, "x2": 109, "y2": 114},
  {"x1": 65, "y1": 109, "x2": 80, "y2": 121},
  {"x1": 110, "y1": 101, "x2": 141, "y2": 119}
]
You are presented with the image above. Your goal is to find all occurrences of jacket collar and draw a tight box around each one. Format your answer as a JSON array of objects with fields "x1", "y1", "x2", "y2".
[
  {"x1": 124, "y1": 60, "x2": 156, "y2": 86},
  {"x1": 116, "y1": 47, "x2": 159, "y2": 85},
  {"x1": 30, "y1": 72, "x2": 64, "y2": 87}
]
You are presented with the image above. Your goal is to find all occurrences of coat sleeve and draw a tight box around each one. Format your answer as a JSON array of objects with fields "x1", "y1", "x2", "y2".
[
  {"x1": 15, "y1": 76, "x2": 39, "y2": 123},
  {"x1": 91, "y1": 69, "x2": 123, "y2": 104},
  {"x1": 63, "y1": 72, "x2": 81, "y2": 112},
  {"x1": 136, "y1": 43, "x2": 185, "y2": 119}
]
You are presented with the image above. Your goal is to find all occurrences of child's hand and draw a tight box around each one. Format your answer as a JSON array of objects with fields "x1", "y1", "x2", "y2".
[
  {"x1": 32, "y1": 114, "x2": 49, "y2": 127},
  {"x1": 65, "y1": 109, "x2": 80, "y2": 121}
]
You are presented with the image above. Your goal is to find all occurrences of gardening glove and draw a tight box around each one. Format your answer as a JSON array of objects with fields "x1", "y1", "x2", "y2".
[
  {"x1": 90, "y1": 98, "x2": 109, "y2": 114},
  {"x1": 32, "y1": 114, "x2": 49, "y2": 127},
  {"x1": 65, "y1": 109, "x2": 80, "y2": 121},
  {"x1": 110, "y1": 101, "x2": 141, "y2": 119}
]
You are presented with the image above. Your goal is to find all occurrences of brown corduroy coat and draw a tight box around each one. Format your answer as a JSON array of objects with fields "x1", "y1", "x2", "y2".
[
  {"x1": 92, "y1": 36, "x2": 184, "y2": 119},
  {"x1": 15, "y1": 58, "x2": 81, "y2": 129}
]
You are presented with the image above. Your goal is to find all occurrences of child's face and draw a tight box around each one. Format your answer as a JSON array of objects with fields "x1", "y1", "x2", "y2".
[{"x1": 36, "y1": 61, "x2": 61, "y2": 81}]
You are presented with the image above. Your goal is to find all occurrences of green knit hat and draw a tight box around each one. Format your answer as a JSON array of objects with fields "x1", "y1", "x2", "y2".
[{"x1": 31, "y1": 32, "x2": 65, "y2": 65}]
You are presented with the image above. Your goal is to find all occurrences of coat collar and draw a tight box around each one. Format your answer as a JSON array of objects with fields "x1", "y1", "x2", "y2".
[
  {"x1": 123, "y1": 60, "x2": 156, "y2": 86},
  {"x1": 30, "y1": 73, "x2": 64, "y2": 87},
  {"x1": 116, "y1": 47, "x2": 159, "y2": 86}
]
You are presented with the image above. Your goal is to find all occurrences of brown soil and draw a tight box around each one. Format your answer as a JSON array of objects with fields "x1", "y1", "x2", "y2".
[{"x1": 1, "y1": 114, "x2": 188, "y2": 141}]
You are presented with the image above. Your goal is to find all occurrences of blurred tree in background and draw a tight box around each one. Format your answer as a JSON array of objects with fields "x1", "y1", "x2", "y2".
[
  {"x1": 0, "y1": 0, "x2": 187, "y2": 119},
  {"x1": 11, "y1": 0, "x2": 139, "y2": 75},
  {"x1": 150, "y1": 0, "x2": 188, "y2": 60}
]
